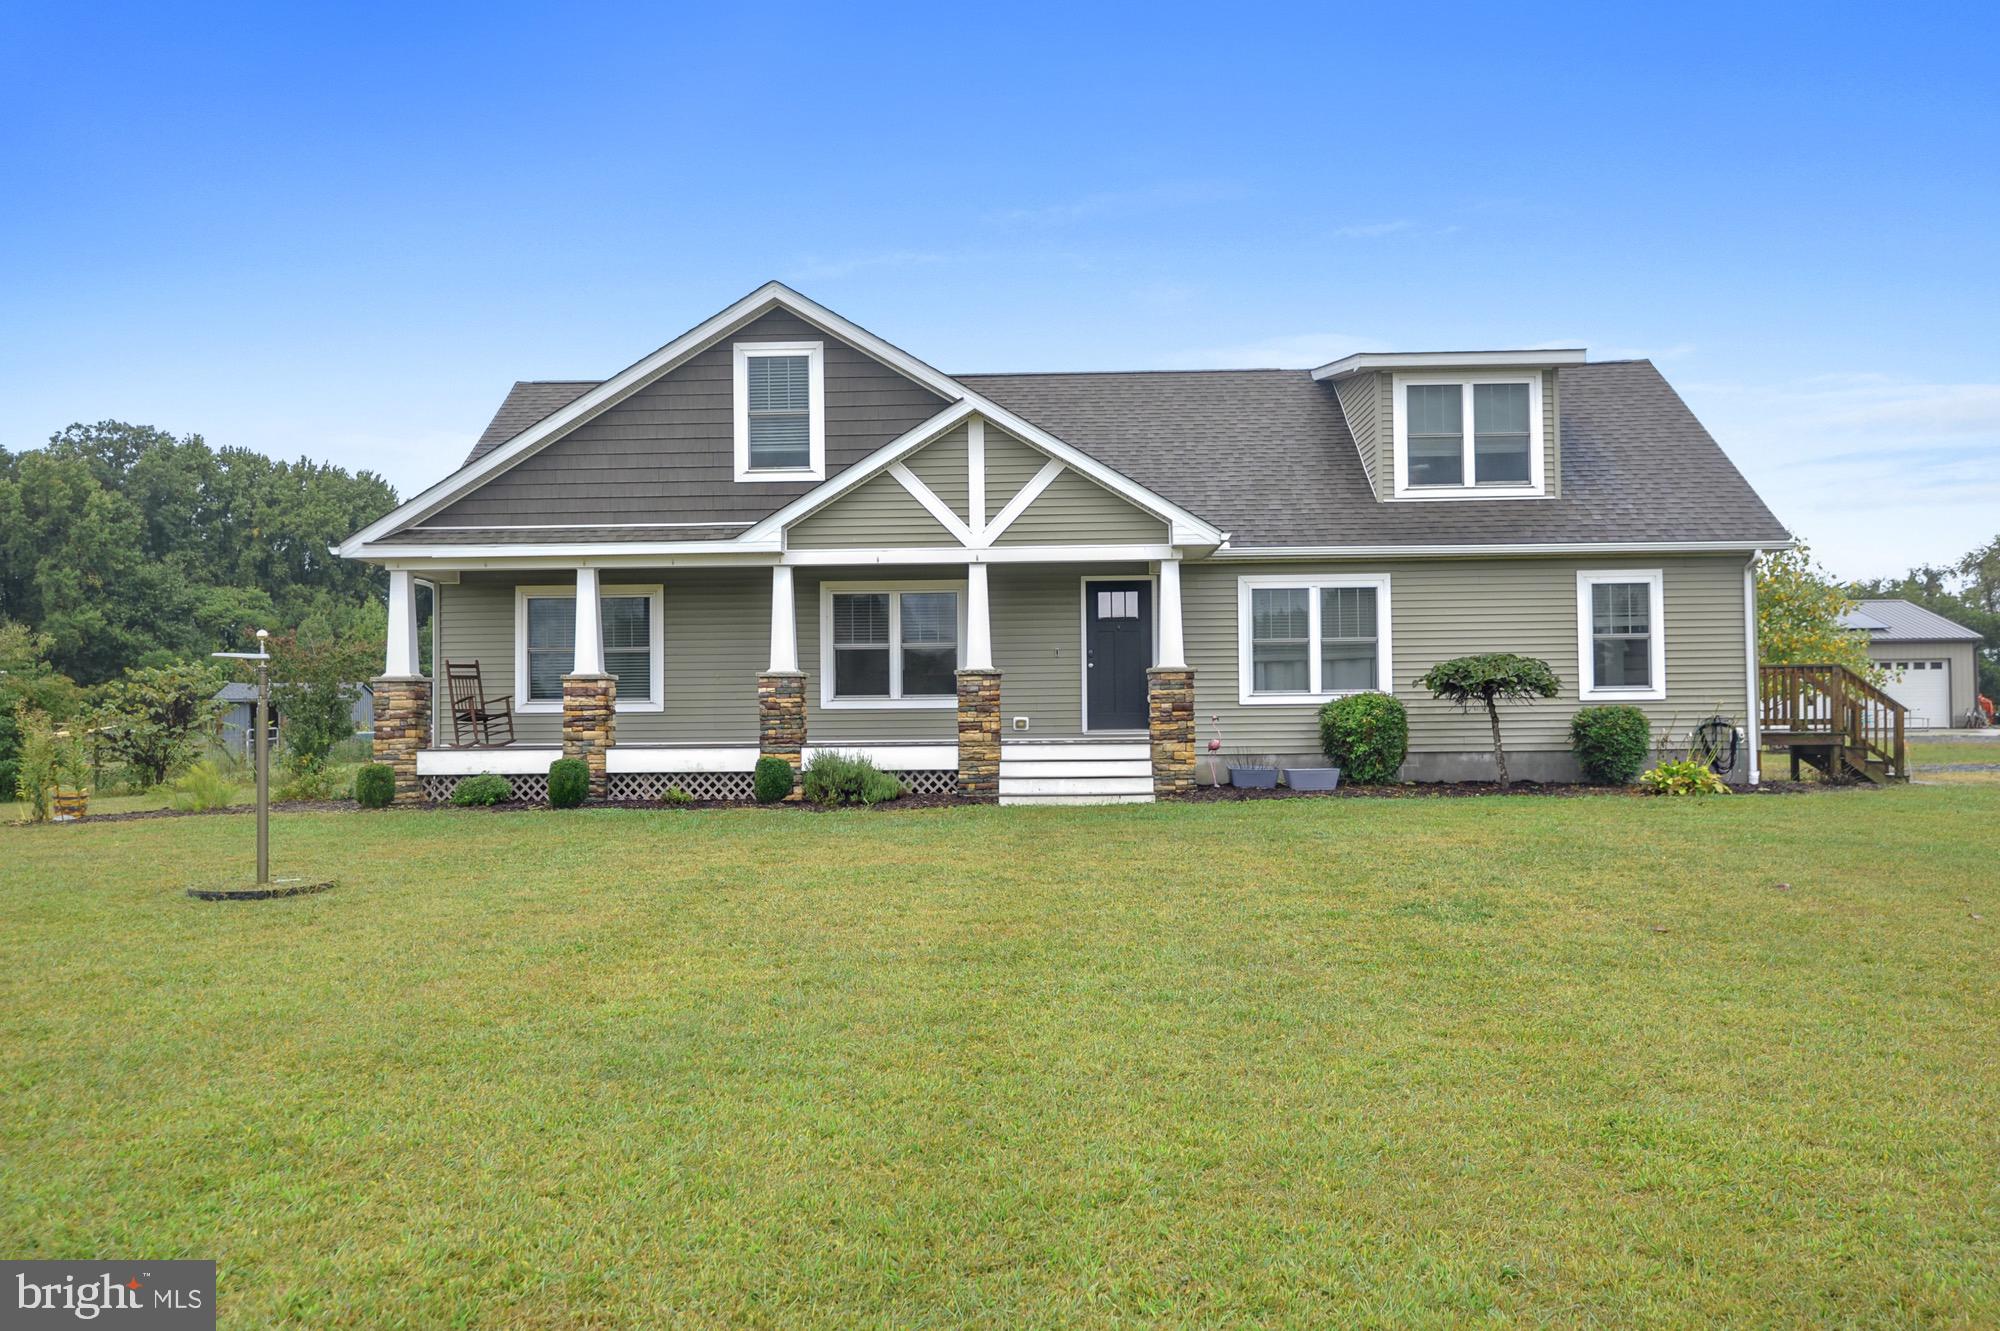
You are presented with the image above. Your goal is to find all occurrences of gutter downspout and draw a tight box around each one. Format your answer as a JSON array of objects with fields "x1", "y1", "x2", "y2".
[{"x1": 1744, "y1": 556, "x2": 1761, "y2": 785}]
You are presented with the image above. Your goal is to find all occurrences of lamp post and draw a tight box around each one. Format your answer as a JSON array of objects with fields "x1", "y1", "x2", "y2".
[{"x1": 214, "y1": 629, "x2": 272, "y2": 886}]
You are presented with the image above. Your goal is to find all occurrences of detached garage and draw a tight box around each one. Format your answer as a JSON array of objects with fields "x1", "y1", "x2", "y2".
[{"x1": 1843, "y1": 600, "x2": 1982, "y2": 729}]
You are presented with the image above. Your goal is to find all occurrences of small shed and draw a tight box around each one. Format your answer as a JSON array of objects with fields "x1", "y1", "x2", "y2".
[
  {"x1": 1841, "y1": 600, "x2": 1983, "y2": 728},
  {"x1": 214, "y1": 682, "x2": 374, "y2": 756}
]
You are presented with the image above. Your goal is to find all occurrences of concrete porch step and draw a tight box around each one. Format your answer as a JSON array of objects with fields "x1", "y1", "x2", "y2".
[{"x1": 997, "y1": 739, "x2": 1154, "y2": 805}]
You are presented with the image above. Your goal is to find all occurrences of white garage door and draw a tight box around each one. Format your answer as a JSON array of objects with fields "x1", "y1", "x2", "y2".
[{"x1": 1882, "y1": 659, "x2": 1951, "y2": 728}]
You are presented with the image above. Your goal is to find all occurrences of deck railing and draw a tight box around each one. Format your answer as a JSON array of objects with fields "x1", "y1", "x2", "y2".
[{"x1": 1759, "y1": 663, "x2": 1907, "y2": 780}]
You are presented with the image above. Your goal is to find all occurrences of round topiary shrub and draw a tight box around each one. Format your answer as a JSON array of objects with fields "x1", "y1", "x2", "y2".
[
  {"x1": 1569, "y1": 705, "x2": 1652, "y2": 785},
  {"x1": 547, "y1": 756, "x2": 589, "y2": 808},
  {"x1": 1318, "y1": 692, "x2": 1408, "y2": 784},
  {"x1": 752, "y1": 755, "x2": 795, "y2": 804},
  {"x1": 354, "y1": 762, "x2": 396, "y2": 809},
  {"x1": 450, "y1": 773, "x2": 512, "y2": 807}
]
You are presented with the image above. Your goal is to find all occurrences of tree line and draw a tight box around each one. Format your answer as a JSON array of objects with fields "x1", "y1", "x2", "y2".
[{"x1": 2, "y1": 421, "x2": 401, "y2": 806}]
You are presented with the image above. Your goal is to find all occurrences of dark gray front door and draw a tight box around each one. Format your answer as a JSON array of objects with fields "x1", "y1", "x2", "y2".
[{"x1": 1085, "y1": 580, "x2": 1152, "y2": 731}]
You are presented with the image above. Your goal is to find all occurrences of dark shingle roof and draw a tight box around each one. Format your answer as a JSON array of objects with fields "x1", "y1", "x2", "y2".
[
  {"x1": 958, "y1": 361, "x2": 1790, "y2": 548},
  {"x1": 1845, "y1": 599, "x2": 1982, "y2": 641},
  {"x1": 452, "y1": 360, "x2": 1789, "y2": 549},
  {"x1": 466, "y1": 381, "x2": 598, "y2": 464}
]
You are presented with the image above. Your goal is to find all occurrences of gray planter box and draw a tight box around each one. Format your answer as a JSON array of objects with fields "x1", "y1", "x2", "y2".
[
  {"x1": 1228, "y1": 766, "x2": 1279, "y2": 789},
  {"x1": 1282, "y1": 767, "x2": 1342, "y2": 791}
]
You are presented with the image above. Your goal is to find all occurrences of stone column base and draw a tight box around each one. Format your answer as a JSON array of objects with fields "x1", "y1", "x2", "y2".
[
  {"x1": 957, "y1": 668, "x2": 1002, "y2": 799},
  {"x1": 562, "y1": 673, "x2": 617, "y2": 799},
  {"x1": 758, "y1": 671, "x2": 807, "y2": 798},
  {"x1": 372, "y1": 675, "x2": 433, "y2": 804},
  {"x1": 1147, "y1": 667, "x2": 1196, "y2": 796}
]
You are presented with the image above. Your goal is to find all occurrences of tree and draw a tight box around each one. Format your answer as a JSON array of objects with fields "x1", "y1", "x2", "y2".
[
  {"x1": 1757, "y1": 544, "x2": 1879, "y2": 680},
  {"x1": 1855, "y1": 533, "x2": 2000, "y2": 699},
  {"x1": 266, "y1": 603, "x2": 384, "y2": 770},
  {"x1": 0, "y1": 620, "x2": 83, "y2": 797},
  {"x1": 90, "y1": 662, "x2": 223, "y2": 788},
  {"x1": 1418, "y1": 653, "x2": 1560, "y2": 787}
]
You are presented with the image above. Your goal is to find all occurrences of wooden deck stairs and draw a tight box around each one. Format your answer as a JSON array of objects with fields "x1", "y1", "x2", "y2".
[{"x1": 1760, "y1": 664, "x2": 1909, "y2": 785}]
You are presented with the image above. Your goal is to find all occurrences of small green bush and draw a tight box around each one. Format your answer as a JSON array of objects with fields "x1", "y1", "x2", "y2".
[
  {"x1": 168, "y1": 759, "x2": 239, "y2": 812},
  {"x1": 277, "y1": 754, "x2": 346, "y2": 801},
  {"x1": 1569, "y1": 705, "x2": 1652, "y2": 785},
  {"x1": 801, "y1": 750, "x2": 902, "y2": 806},
  {"x1": 354, "y1": 763, "x2": 396, "y2": 808},
  {"x1": 752, "y1": 755, "x2": 795, "y2": 804},
  {"x1": 1318, "y1": 692, "x2": 1408, "y2": 784},
  {"x1": 547, "y1": 757, "x2": 589, "y2": 808},
  {"x1": 661, "y1": 786, "x2": 694, "y2": 807},
  {"x1": 451, "y1": 773, "x2": 513, "y2": 807},
  {"x1": 1639, "y1": 759, "x2": 1729, "y2": 796}
]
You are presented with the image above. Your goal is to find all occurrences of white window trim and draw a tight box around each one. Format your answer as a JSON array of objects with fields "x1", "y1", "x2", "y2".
[
  {"x1": 1577, "y1": 569, "x2": 1667, "y2": 701},
  {"x1": 1391, "y1": 372, "x2": 1546, "y2": 500},
  {"x1": 514, "y1": 583, "x2": 666, "y2": 713},
  {"x1": 733, "y1": 340, "x2": 826, "y2": 482},
  {"x1": 1235, "y1": 574, "x2": 1393, "y2": 706},
  {"x1": 819, "y1": 579, "x2": 968, "y2": 710}
]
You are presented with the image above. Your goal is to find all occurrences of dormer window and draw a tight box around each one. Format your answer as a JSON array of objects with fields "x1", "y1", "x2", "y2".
[
  {"x1": 733, "y1": 341, "x2": 825, "y2": 480},
  {"x1": 1394, "y1": 374, "x2": 1544, "y2": 498}
]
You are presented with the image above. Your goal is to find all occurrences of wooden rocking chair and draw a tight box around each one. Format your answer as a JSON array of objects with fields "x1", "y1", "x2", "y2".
[{"x1": 445, "y1": 660, "x2": 515, "y2": 747}]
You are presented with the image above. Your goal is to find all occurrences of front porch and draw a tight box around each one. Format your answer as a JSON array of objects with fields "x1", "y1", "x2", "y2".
[{"x1": 376, "y1": 556, "x2": 1198, "y2": 805}]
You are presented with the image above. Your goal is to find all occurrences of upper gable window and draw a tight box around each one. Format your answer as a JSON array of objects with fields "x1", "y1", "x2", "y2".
[
  {"x1": 734, "y1": 341, "x2": 825, "y2": 481},
  {"x1": 1393, "y1": 374, "x2": 1544, "y2": 498}
]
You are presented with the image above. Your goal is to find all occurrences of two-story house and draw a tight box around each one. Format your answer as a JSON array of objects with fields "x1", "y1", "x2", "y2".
[{"x1": 341, "y1": 282, "x2": 1791, "y2": 803}]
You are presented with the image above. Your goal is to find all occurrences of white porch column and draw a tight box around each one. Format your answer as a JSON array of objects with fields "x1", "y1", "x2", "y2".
[
  {"x1": 573, "y1": 567, "x2": 604, "y2": 675},
  {"x1": 964, "y1": 561, "x2": 993, "y2": 670},
  {"x1": 385, "y1": 569, "x2": 421, "y2": 676},
  {"x1": 1156, "y1": 557, "x2": 1186, "y2": 668},
  {"x1": 768, "y1": 565, "x2": 798, "y2": 672}
]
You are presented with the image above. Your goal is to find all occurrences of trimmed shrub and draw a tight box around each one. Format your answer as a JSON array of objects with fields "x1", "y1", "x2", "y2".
[
  {"x1": 1639, "y1": 759, "x2": 1730, "y2": 796},
  {"x1": 752, "y1": 755, "x2": 795, "y2": 804},
  {"x1": 451, "y1": 773, "x2": 513, "y2": 806},
  {"x1": 801, "y1": 750, "x2": 902, "y2": 806},
  {"x1": 1317, "y1": 693, "x2": 1408, "y2": 784},
  {"x1": 661, "y1": 786, "x2": 694, "y2": 807},
  {"x1": 547, "y1": 757, "x2": 589, "y2": 809},
  {"x1": 354, "y1": 763, "x2": 396, "y2": 808},
  {"x1": 1569, "y1": 705, "x2": 1652, "y2": 785}
]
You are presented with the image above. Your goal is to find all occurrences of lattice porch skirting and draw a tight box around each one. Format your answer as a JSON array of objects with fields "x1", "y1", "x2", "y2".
[{"x1": 423, "y1": 769, "x2": 959, "y2": 804}]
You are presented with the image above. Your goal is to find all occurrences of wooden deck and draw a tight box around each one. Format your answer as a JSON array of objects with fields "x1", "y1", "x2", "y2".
[{"x1": 1760, "y1": 664, "x2": 1909, "y2": 784}]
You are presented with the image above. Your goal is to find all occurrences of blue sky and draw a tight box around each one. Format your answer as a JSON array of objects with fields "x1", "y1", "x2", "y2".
[{"x1": 3, "y1": 2, "x2": 1995, "y2": 580}]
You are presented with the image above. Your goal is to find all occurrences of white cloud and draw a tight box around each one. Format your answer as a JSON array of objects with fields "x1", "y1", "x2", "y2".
[
  {"x1": 988, "y1": 181, "x2": 1242, "y2": 229},
  {"x1": 1683, "y1": 373, "x2": 2000, "y2": 580},
  {"x1": 1162, "y1": 332, "x2": 1391, "y2": 370}
]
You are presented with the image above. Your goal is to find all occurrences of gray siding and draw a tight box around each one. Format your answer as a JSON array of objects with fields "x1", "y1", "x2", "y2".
[
  {"x1": 436, "y1": 570, "x2": 765, "y2": 744},
  {"x1": 993, "y1": 469, "x2": 1168, "y2": 546},
  {"x1": 788, "y1": 472, "x2": 957, "y2": 548},
  {"x1": 903, "y1": 425, "x2": 970, "y2": 523},
  {"x1": 1183, "y1": 555, "x2": 1753, "y2": 765},
  {"x1": 424, "y1": 310, "x2": 950, "y2": 528},
  {"x1": 1866, "y1": 638, "x2": 1979, "y2": 727},
  {"x1": 1333, "y1": 372, "x2": 1381, "y2": 495},
  {"x1": 983, "y1": 428, "x2": 1046, "y2": 524}
]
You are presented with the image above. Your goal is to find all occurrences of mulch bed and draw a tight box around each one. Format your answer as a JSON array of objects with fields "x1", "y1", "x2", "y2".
[{"x1": 1170, "y1": 779, "x2": 1832, "y2": 801}]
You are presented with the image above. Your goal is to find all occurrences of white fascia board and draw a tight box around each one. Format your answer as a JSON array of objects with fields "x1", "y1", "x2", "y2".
[
  {"x1": 1311, "y1": 349, "x2": 1589, "y2": 381},
  {"x1": 418, "y1": 748, "x2": 562, "y2": 776},
  {"x1": 605, "y1": 747, "x2": 758, "y2": 774},
  {"x1": 782, "y1": 543, "x2": 1177, "y2": 567},
  {"x1": 359, "y1": 540, "x2": 784, "y2": 564},
  {"x1": 1207, "y1": 539, "x2": 1792, "y2": 559}
]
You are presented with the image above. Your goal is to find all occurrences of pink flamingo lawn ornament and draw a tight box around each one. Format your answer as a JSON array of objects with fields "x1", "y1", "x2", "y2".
[{"x1": 1207, "y1": 715, "x2": 1224, "y2": 787}]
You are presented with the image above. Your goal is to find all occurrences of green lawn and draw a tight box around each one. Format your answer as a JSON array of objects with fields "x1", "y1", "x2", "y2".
[{"x1": 3, "y1": 790, "x2": 1997, "y2": 1328}]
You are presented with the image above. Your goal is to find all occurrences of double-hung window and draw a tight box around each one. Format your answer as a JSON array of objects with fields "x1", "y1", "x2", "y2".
[
  {"x1": 821, "y1": 582, "x2": 964, "y2": 708},
  {"x1": 1395, "y1": 375, "x2": 1544, "y2": 496},
  {"x1": 1576, "y1": 570, "x2": 1665, "y2": 700},
  {"x1": 516, "y1": 584, "x2": 664, "y2": 711},
  {"x1": 1237, "y1": 575, "x2": 1392, "y2": 705},
  {"x1": 733, "y1": 341, "x2": 826, "y2": 480}
]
